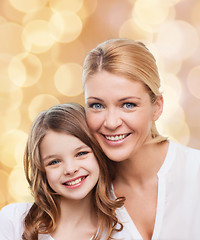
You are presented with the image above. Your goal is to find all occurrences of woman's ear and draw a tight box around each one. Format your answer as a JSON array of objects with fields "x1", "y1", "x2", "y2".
[{"x1": 153, "y1": 95, "x2": 164, "y2": 121}]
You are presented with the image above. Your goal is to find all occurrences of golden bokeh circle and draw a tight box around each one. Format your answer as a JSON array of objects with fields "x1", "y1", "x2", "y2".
[
  {"x1": 22, "y1": 20, "x2": 55, "y2": 53},
  {"x1": 49, "y1": 0, "x2": 84, "y2": 13},
  {"x1": 8, "y1": 52, "x2": 42, "y2": 87},
  {"x1": 187, "y1": 66, "x2": 200, "y2": 99},
  {"x1": 54, "y1": 62, "x2": 83, "y2": 96},
  {"x1": 49, "y1": 11, "x2": 82, "y2": 43},
  {"x1": 28, "y1": 94, "x2": 60, "y2": 121},
  {"x1": 9, "y1": 0, "x2": 48, "y2": 13}
]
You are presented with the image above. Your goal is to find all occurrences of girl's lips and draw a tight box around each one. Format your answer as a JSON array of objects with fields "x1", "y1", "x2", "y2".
[{"x1": 63, "y1": 175, "x2": 88, "y2": 189}]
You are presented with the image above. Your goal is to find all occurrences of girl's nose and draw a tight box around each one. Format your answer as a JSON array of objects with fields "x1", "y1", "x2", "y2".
[{"x1": 63, "y1": 160, "x2": 78, "y2": 176}]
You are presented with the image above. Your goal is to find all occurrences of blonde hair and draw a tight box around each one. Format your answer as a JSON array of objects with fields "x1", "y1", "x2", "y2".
[
  {"x1": 82, "y1": 38, "x2": 167, "y2": 143},
  {"x1": 23, "y1": 103, "x2": 125, "y2": 240}
]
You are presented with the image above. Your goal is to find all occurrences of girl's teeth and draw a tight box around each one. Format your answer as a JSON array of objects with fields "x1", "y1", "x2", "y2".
[
  {"x1": 66, "y1": 177, "x2": 85, "y2": 186},
  {"x1": 105, "y1": 134, "x2": 127, "y2": 141}
]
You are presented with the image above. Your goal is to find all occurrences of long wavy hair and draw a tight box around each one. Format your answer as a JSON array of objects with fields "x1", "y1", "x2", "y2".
[
  {"x1": 23, "y1": 103, "x2": 125, "y2": 240},
  {"x1": 82, "y1": 38, "x2": 168, "y2": 143}
]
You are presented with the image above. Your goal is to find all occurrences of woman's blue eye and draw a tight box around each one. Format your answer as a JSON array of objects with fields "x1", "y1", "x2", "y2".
[
  {"x1": 89, "y1": 103, "x2": 103, "y2": 109},
  {"x1": 123, "y1": 103, "x2": 136, "y2": 109}
]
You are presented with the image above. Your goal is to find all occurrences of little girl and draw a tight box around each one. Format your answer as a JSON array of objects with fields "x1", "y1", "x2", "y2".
[{"x1": 0, "y1": 103, "x2": 132, "y2": 240}]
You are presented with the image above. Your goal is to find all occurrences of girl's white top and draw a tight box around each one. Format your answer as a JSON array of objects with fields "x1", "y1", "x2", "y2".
[
  {"x1": 0, "y1": 201, "x2": 132, "y2": 239},
  {"x1": 111, "y1": 141, "x2": 200, "y2": 240}
]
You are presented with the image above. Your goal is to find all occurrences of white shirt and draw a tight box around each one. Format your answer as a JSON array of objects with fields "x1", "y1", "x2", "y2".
[
  {"x1": 112, "y1": 141, "x2": 200, "y2": 240},
  {"x1": 0, "y1": 202, "x2": 132, "y2": 240}
]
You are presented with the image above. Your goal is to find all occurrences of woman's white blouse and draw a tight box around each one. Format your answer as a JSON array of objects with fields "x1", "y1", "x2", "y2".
[{"x1": 112, "y1": 141, "x2": 200, "y2": 240}]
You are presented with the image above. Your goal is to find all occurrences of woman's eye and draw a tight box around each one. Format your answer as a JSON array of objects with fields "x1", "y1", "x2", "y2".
[
  {"x1": 89, "y1": 103, "x2": 103, "y2": 109},
  {"x1": 76, "y1": 151, "x2": 89, "y2": 157},
  {"x1": 123, "y1": 103, "x2": 136, "y2": 109},
  {"x1": 49, "y1": 159, "x2": 60, "y2": 166}
]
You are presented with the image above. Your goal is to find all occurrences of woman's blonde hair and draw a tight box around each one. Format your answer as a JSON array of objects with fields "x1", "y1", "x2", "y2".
[
  {"x1": 23, "y1": 103, "x2": 124, "y2": 240},
  {"x1": 82, "y1": 38, "x2": 167, "y2": 143}
]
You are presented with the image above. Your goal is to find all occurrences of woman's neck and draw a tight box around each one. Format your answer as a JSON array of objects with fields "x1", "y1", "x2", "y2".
[{"x1": 114, "y1": 141, "x2": 169, "y2": 186}]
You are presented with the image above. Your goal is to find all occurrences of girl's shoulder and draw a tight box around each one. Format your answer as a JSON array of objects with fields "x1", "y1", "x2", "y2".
[
  {"x1": 0, "y1": 202, "x2": 33, "y2": 240},
  {"x1": 0, "y1": 202, "x2": 33, "y2": 218}
]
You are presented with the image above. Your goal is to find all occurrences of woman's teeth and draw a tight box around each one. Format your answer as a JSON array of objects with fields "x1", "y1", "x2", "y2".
[{"x1": 105, "y1": 134, "x2": 128, "y2": 141}]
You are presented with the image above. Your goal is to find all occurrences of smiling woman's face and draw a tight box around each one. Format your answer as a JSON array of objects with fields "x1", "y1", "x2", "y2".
[{"x1": 84, "y1": 70, "x2": 163, "y2": 162}]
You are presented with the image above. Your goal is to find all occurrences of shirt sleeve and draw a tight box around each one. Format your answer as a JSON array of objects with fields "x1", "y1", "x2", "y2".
[
  {"x1": 0, "y1": 203, "x2": 32, "y2": 240},
  {"x1": 0, "y1": 204, "x2": 16, "y2": 240}
]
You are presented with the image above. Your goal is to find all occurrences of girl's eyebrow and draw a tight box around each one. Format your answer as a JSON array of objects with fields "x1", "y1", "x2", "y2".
[
  {"x1": 42, "y1": 154, "x2": 58, "y2": 162},
  {"x1": 42, "y1": 145, "x2": 90, "y2": 161}
]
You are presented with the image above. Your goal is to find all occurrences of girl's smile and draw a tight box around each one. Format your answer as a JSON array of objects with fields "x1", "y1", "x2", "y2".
[{"x1": 40, "y1": 130, "x2": 100, "y2": 200}]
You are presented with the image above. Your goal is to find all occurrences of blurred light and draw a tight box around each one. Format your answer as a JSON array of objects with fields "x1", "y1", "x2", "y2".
[
  {"x1": 0, "y1": 54, "x2": 19, "y2": 93},
  {"x1": 22, "y1": 20, "x2": 55, "y2": 53},
  {"x1": 187, "y1": 66, "x2": 200, "y2": 99},
  {"x1": 0, "y1": 130, "x2": 27, "y2": 168},
  {"x1": 0, "y1": 87, "x2": 23, "y2": 111},
  {"x1": 119, "y1": 18, "x2": 153, "y2": 42},
  {"x1": 0, "y1": 170, "x2": 9, "y2": 208},
  {"x1": 51, "y1": 40, "x2": 86, "y2": 65},
  {"x1": 160, "y1": 73, "x2": 182, "y2": 98},
  {"x1": 8, "y1": 0, "x2": 48, "y2": 13},
  {"x1": 160, "y1": 0, "x2": 182, "y2": 7},
  {"x1": 54, "y1": 62, "x2": 83, "y2": 96},
  {"x1": 133, "y1": 0, "x2": 169, "y2": 27},
  {"x1": 77, "y1": 0, "x2": 97, "y2": 20},
  {"x1": 0, "y1": 109, "x2": 21, "y2": 134},
  {"x1": 0, "y1": 16, "x2": 7, "y2": 25},
  {"x1": 8, "y1": 53, "x2": 42, "y2": 87},
  {"x1": 28, "y1": 94, "x2": 60, "y2": 121},
  {"x1": 14, "y1": 133, "x2": 28, "y2": 165},
  {"x1": 49, "y1": 0, "x2": 84, "y2": 13},
  {"x1": 157, "y1": 77, "x2": 190, "y2": 145},
  {"x1": 23, "y1": 7, "x2": 52, "y2": 24},
  {"x1": 156, "y1": 20, "x2": 199, "y2": 60},
  {"x1": 49, "y1": 11, "x2": 82, "y2": 43},
  {"x1": 8, "y1": 166, "x2": 32, "y2": 202},
  {"x1": 0, "y1": 23, "x2": 24, "y2": 55}
]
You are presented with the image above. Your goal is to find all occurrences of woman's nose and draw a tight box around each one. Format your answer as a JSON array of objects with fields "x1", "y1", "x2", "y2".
[{"x1": 103, "y1": 109, "x2": 122, "y2": 130}]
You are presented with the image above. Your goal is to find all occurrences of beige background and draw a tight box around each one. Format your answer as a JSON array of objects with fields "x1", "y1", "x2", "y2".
[{"x1": 0, "y1": 0, "x2": 200, "y2": 209}]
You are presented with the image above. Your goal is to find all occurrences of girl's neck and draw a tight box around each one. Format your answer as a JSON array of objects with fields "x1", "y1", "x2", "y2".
[
  {"x1": 59, "y1": 192, "x2": 97, "y2": 226},
  {"x1": 114, "y1": 141, "x2": 169, "y2": 186},
  {"x1": 51, "y1": 193, "x2": 98, "y2": 240}
]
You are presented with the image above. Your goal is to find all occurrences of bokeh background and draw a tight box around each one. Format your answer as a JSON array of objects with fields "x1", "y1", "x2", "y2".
[{"x1": 0, "y1": 0, "x2": 200, "y2": 209}]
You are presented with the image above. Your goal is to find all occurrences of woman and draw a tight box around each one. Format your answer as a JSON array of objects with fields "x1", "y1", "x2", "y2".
[
  {"x1": 0, "y1": 103, "x2": 132, "y2": 240},
  {"x1": 82, "y1": 38, "x2": 200, "y2": 240}
]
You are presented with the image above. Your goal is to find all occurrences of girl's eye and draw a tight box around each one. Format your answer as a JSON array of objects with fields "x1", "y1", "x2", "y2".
[
  {"x1": 48, "y1": 159, "x2": 60, "y2": 166},
  {"x1": 89, "y1": 103, "x2": 103, "y2": 110},
  {"x1": 123, "y1": 102, "x2": 136, "y2": 109},
  {"x1": 76, "y1": 151, "x2": 89, "y2": 157}
]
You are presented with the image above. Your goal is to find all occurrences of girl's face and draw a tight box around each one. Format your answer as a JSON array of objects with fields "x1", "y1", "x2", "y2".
[
  {"x1": 84, "y1": 71, "x2": 163, "y2": 162},
  {"x1": 40, "y1": 130, "x2": 99, "y2": 201}
]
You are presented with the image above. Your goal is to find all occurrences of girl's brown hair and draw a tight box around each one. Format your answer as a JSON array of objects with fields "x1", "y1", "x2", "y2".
[
  {"x1": 82, "y1": 38, "x2": 168, "y2": 143},
  {"x1": 23, "y1": 103, "x2": 124, "y2": 240}
]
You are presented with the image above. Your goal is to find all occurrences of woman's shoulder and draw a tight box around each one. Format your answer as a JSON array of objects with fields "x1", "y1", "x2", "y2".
[{"x1": 170, "y1": 141, "x2": 200, "y2": 159}]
